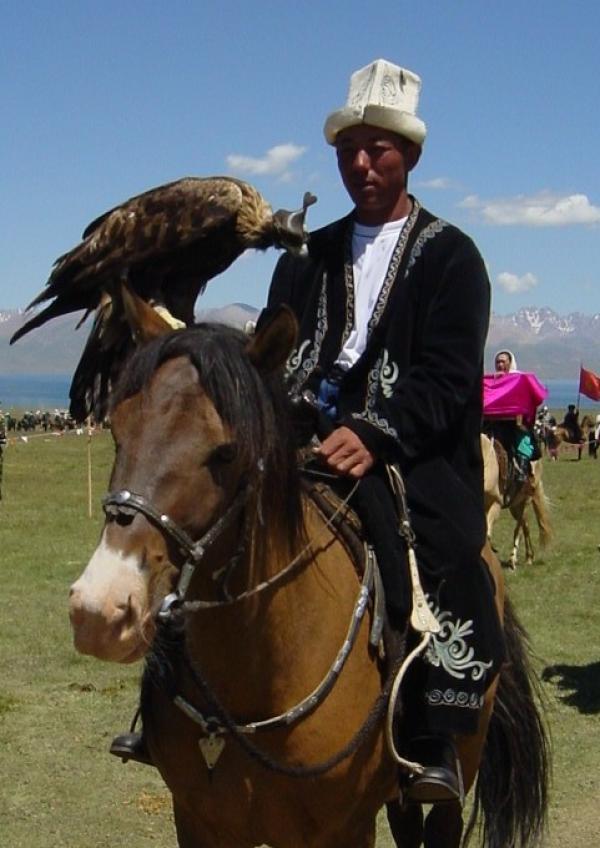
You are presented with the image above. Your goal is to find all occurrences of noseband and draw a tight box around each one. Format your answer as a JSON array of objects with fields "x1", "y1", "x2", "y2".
[{"x1": 102, "y1": 487, "x2": 249, "y2": 620}]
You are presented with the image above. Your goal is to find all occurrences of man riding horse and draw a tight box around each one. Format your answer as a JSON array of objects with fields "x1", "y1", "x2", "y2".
[
  {"x1": 112, "y1": 57, "x2": 505, "y2": 806},
  {"x1": 561, "y1": 404, "x2": 583, "y2": 444},
  {"x1": 259, "y1": 59, "x2": 504, "y2": 804},
  {"x1": 483, "y1": 350, "x2": 545, "y2": 484}
]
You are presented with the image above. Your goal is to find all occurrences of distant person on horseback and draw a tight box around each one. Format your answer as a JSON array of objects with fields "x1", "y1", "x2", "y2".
[
  {"x1": 562, "y1": 403, "x2": 583, "y2": 443},
  {"x1": 483, "y1": 349, "x2": 542, "y2": 483},
  {"x1": 259, "y1": 58, "x2": 505, "y2": 805}
]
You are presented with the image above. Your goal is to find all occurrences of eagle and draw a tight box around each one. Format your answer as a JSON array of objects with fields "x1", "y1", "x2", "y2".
[{"x1": 11, "y1": 176, "x2": 316, "y2": 421}]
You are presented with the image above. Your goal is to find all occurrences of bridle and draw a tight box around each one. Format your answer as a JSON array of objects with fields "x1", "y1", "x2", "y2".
[
  {"x1": 100, "y1": 476, "x2": 392, "y2": 777},
  {"x1": 102, "y1": 486, "x2": 249, "y2": 620}
]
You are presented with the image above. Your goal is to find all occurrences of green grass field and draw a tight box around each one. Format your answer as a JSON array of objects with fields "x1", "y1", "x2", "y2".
[{"x1": 1, "y1": 429, "x2": 598, "y2": 846}]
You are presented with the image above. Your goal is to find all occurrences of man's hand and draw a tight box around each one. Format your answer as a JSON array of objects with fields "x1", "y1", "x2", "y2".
[{"x1": 314, "y1": 426, "x2": 374, "y2": 479}]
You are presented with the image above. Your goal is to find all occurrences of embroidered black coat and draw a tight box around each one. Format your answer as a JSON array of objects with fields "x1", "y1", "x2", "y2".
[
  {"x1": 267, "y1": 200, "x2": 489, "y2": 566},
  {"x1": 266, "y1": 200, "x2": 504, "y2": 733}
]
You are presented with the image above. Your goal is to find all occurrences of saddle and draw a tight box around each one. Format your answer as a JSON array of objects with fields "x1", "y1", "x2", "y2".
[
  {"x1": 492, "y1": 438, "x2": 528, "y2": 505},
  {"x1": 303, "y1": 477, "x2": 387, "y2": 651},
  {"x1": 305, "y1": 477, "x2": 365, "y2": 563}
]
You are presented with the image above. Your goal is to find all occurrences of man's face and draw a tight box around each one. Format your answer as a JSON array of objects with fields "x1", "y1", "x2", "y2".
[
  {"x1": 335, "y1": 125, "x2": 420, "y2": 225},
  {"x1": 495, "y1": 353, "x2": 511, "y2": 373}
]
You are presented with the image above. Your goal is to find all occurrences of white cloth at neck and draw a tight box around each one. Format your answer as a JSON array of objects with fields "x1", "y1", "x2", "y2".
[{"x1": 336, "y1": 217, "x2": 407, "y2": 371}]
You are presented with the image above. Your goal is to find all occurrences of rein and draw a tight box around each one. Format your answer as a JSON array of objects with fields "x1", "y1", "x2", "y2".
[
  {"x1": 166, "y1": 546, "x2": 405, "y2": 778},
  {"x1": 104, "y1": 466, "x2": 435, "y2": 778},
  {"x1": 104, "y1": 476, "x2": 388, "y2": 775},
  {"x1": 183, "y1": 479, "x2": 360, "y2": 611}
]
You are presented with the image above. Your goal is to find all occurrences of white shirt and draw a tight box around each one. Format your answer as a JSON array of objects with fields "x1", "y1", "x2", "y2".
[{"x1": 336, "y1": 217, "x2": 407, "y2": 370}]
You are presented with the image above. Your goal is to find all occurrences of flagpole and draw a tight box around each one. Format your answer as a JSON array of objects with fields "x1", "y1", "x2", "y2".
[{"x1": 577, "y1": 360, "x2": 582, "y2": 410}]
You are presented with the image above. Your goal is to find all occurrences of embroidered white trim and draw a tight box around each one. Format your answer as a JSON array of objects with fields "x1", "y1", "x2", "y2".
[
  {"x1": 423, "y1": 598, "x2": 493, "y2": 682},
  {"x1": 404, "y1": 217, "x2": 448, "y2": 277},
  {"x1": 352, "y1": 349, "x2": 399, "y2": 441},
  {"x1": 424, "y1": 688, "x2": 484, "y2": 710},
  {"x1": 285, "y1": 339, "x2": 311, "y2": 380},
  {"x1": 367, "y1": 200, "x2": 420, "y2": 332},
  {"x1": 285, "y1": 273, "x2": 329, "y2": 394},
  {"x1": 380, "y1": 349, "x2": 399, "y2": 398}
]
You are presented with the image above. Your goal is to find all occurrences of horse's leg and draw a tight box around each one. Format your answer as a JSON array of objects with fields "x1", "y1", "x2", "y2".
[
  {"x1": 510, "y1": 521, "x2": 520, "y2": 568},
  {"x1": 508, "y1": 493, "x2": 529, "y2": 569},
  {"x1": 173, "y1": 803, "x2": 206, "y2": 848},
  {"x1": 521, "y1": 514, "x2": 534, "y2": 566},
  {"x1": 531, "y1": 478, "x2": 553, "y2": 549},
  {"x1": 508, "y1": 510, "x2": 522, "y2": 569},
  {"x1": 486, "y1": 501, "x2": 502, "y2": 545},
  {"x1": 386, "y1": 800, "x2": 423, "y2": 848},
  {"x1": 173, "y1": 801, "x2": 247, "y2": 848},
  {"x1": 351, "y1": 820, "x2": 377, "y2": 848},
  {"x1": 423, "y1": 802, "x2": 463, "y2": 848}
]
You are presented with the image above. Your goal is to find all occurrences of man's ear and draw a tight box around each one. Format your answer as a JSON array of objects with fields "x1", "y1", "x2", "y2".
[
  {"x1": 246, "y1": 305, "x2": 298, "y2": 373},
  {"x1": 405, "y1": 141, "x2": 422, "y2": 172},
  {"x1": 121, "y1": 283, "x2": 177, "y2": 344}
]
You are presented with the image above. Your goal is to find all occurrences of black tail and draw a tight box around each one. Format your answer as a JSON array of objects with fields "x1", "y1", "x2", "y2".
[{"x1": 465, "y1": 596, "x2": 550, "y2": 847}]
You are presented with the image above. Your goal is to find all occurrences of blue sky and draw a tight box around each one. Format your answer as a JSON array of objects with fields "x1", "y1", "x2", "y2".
[{"x1": 2, "y1": 1, "x2": 599, "y2": 320}]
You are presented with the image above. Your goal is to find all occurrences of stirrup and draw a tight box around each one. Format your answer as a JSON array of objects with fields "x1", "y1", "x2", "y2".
[
  {"x1": 403, "y1": 735, "x2": 464, "y2": 806},
  {"x1": 109, "y1": 731, "x2": 153, "y2": 766}
]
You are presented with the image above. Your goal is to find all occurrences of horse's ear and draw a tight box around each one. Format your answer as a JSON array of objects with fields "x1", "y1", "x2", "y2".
[
  {"x1": 246, "y1": 305, "x2": 298, "y2": 373},
  {"x1": 121, "y1": 283, "x2": 178, "y2": 345}
]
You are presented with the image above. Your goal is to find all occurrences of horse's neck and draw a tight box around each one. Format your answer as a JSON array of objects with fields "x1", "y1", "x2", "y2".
[{"x1": 184, "y1": 493, "x2": 362, "y2": 711}]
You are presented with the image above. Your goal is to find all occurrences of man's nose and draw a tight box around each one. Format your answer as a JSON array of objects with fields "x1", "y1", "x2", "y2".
[{"x1": 351, "y1": 149, "x2": 370, "y2": 171}]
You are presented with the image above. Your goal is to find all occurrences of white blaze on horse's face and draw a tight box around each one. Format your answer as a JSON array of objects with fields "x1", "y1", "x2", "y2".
[
  {"x1": 68, "y1": 356, "x2": 234, "y2": 663},
  {"x1": 69, "y1": 532, "x2": 151, "y2": 663}
]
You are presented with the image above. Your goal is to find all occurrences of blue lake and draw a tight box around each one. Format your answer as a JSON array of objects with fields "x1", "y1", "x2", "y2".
[
  {"x1": 0, "y1": 374, "x2": 71, "y2": 410},
  {"x1": 0, "y1": 374, "x2": 597, "y2": 413}
]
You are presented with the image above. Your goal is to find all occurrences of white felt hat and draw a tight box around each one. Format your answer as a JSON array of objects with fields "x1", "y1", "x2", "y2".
[{"x1": 324, "y1": 59, "x2": 427, "y2": 146}]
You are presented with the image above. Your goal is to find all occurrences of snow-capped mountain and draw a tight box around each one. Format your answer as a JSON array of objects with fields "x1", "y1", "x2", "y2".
[
  {"x1": 486, "y1": 307, "x2": 600, "y2": 376},
  {"x1": 1, "y1": 304, "x2": 598, "y2": 379},
  {"x1": 490, "y1": 307, "x2": 600, "y2": 341}
]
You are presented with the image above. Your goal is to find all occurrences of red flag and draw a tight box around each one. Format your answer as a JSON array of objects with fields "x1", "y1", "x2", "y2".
[{"x1": 579, "y1": 366, "x2": 600, "y2": 401}]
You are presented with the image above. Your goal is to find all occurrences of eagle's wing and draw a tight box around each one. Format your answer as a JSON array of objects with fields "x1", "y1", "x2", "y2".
[
  {"x1": 27, "y1": 177, "x2": 246, "y2": 311},
  {"x1": 10, "y1": 176, "x2": 261, "y2": 421}
]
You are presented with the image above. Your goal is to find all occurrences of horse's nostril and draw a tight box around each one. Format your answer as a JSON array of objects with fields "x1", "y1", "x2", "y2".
[
  {"x1": 113, "y1": 596, "x2": 132, "y2": 622},
  {"x1": 115, "y1": 512, "x2": 134, "y2": 527}
]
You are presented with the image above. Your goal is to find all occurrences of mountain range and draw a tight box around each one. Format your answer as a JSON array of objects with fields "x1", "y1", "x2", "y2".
[{"x1": 1, "y1": 305, "x2": 599, "y2": 379}]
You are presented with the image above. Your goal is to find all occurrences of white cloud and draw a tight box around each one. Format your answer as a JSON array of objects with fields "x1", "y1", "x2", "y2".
[
  {"x1": 417, "y1": 176, "x2": 460, "y2": 190},
  {"x1": 496, "y1": 271, "x2": 539, "y2": 294},
  {"x1": 458, "y1": 191, "x2": 600, "y2": 226},
  {"x1": 226, "y1": 143, "x2": 307, "y2": 180}
]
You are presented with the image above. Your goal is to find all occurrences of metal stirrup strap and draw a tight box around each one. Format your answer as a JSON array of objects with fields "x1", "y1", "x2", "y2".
[{"x1": 384, "y1": 464, "x2": 442, "y2": 776}]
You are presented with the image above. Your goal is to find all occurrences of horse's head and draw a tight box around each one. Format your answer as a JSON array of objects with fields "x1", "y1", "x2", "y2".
[{"x1": 68, "y1": 296, "x2": 299, "y2": 662}]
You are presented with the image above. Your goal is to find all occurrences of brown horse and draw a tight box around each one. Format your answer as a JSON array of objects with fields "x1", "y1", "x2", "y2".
[
  {"x1": 68, "y1": 296, "x2": 548, "y2": 848},
  {"x1": 482, "y1": 434, "x2": 552, "y2": 568},
  {"x1": 543, "y1": 415, "x2": 593, "y2": 461}
]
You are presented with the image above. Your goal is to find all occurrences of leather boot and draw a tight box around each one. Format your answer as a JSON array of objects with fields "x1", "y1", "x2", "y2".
[
  {"x1": 404, "y1": 735, "x2": 463, "y2": 805},
  {"x1": 109, "y1": 731, "x2": 153, "y2": 766}
]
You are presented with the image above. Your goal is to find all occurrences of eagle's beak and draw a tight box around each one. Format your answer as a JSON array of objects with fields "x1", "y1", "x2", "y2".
[{"x1": 272, "y1": 192, "x2": 317, "y2": 255}]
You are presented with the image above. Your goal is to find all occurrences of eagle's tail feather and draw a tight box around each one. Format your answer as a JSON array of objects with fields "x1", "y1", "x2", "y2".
[
  {"x1": 69, "y1": 304, "x2": 132, "y2": 422},
  {"x1": 10, "y1": 296, "x2": 88, "y2": 344}
]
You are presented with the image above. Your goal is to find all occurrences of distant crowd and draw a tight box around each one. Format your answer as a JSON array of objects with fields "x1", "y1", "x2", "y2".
[{"x1": 0, "y1": 408, "x2": 78, "y2": 435}]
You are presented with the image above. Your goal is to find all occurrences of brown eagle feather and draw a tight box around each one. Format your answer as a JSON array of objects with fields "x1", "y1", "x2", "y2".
[{"x1": 11, "y1": 176, "x2": 315, "y2": 421}]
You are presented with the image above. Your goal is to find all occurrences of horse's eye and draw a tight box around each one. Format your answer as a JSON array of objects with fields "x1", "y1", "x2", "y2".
[{"x1": 211, "y1": 442, "x2": 237, "y2": 464}]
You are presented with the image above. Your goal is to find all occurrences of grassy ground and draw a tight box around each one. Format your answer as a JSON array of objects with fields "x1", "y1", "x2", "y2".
[{"x1": 0, "y1": 430, "x2": 598, "y2": 846}]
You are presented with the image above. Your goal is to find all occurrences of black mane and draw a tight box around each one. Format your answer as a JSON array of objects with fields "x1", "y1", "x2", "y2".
[{"x1": 111, "y1": 323, "x2": 303, "y2": 553}]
